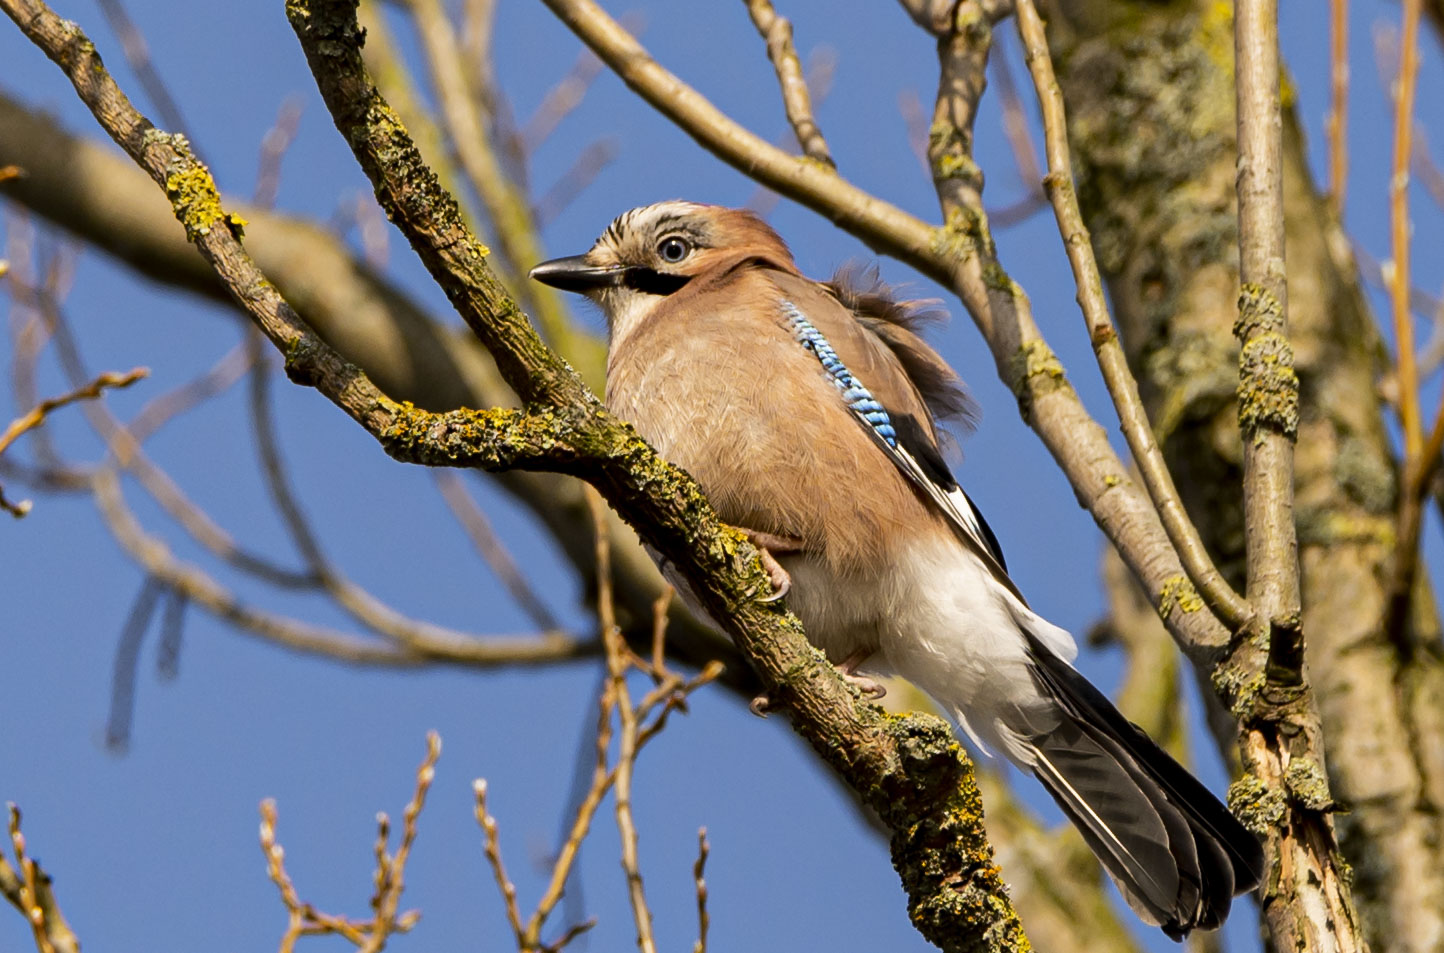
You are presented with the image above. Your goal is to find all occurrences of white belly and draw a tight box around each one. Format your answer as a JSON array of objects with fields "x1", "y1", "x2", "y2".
[{"x1": 783, "y1": 535, "x2": 1077, "y2": 765}]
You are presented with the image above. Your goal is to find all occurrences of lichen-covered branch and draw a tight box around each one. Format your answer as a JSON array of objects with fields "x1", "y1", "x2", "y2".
[
  {"x1": 1033, "y1": 1, "x2": 1441, "y2": 947},
  {"x1": 0, "y1": 1, "x2": 1030, "y2": 947},
  {"x1": 1013, "y1": 0, "x2": 1252, "y2": 631}
]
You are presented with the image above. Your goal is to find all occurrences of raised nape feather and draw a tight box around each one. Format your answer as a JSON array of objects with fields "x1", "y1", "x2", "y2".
[{"x1": 823, "y1": 265, "x2": 978, "y2": 431}]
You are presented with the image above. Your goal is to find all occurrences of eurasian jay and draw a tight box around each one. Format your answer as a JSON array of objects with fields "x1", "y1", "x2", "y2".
[{"x1": 530, "y1": 200, "x2": 1263, "y2": 938}]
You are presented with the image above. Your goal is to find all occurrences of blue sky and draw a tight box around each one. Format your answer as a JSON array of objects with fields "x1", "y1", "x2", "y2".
[{"x1": 2, "y1": 2, "x2": 1440, "y2": 952}]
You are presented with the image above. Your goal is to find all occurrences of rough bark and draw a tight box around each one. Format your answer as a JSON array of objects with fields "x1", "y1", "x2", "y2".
[{"x1": 1041, "y1": 3, "x2": 1444, "y2": 949}]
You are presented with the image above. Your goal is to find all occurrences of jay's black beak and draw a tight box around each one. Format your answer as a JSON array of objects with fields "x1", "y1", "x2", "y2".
[{"x1": 528, "y1": 256, "x2": 625, "y2": 293}]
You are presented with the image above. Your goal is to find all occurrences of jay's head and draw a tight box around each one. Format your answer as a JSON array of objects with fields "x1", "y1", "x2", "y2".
[{"x1": 529, "y1": 201, "x2": 797, "y2": 336}]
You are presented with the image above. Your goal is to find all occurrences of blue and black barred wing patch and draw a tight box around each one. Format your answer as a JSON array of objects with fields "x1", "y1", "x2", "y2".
[{"x1": 780, "y1": 300, "x2": 1015, "y2": 591}]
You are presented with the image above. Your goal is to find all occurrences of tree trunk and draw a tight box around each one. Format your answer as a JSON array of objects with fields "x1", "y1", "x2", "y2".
[{"x1": 1040, "y1": 3, "x2": 1444, "y2": 949}]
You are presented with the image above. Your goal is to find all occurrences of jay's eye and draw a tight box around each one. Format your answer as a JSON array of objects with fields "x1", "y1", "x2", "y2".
[{"x1": 657, "y1": 236, "x2": 691, "y2": 263}]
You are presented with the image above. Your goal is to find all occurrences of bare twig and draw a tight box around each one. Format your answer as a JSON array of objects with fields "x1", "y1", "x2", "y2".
[
  {"x1": 259, "y1": 734, "x2": 435, "y2": 953},
  {"x1": 0, "y1": 366, "x2": 147, "y2": 456},
  {"x1": 469, "y1": 496, "x2": 715, "y2": 953},
  {"x1": 588, "y1": 487, "x2": 657, "y2": 953},
  {"x1": 359, "y1": 731, "x2": 438, "y2": 953},
  {"x1": 1327, "y1": 0, "x2": 1350, "y2": 216},
  {"x1": 1389, "y1": 2, "x2": 1425, "y2": 466},
  {"x1": 518, "y1": 662, "x2": 615, "y2": 950},
  {"x1": 1013, "y1": 0, "x2": 1253, "y2": 631},
  {"x1": 692, "y1": 828, "x2": 710, "y2": 953},
  {"x1": 650, "y1": 586, "x2": 673, "y2": 677},
  {"x1": 1, "y1": 805, "x2": 80, "y2": 953},
  {"x1": 745, "y1": 47, "x2": 837, "y2": 216},
  {"x1": 744, "y1": 0, "x2": 835, "y2": 168},
  {"x1": 1388, "y1": 0, "x2": 1431, "y2": 638},
  {"x1": 0, "y1": 365, "x2": 146, "y2": 517},
  {"x1": 473, "y1": 779, "x2": 527, "y2": 946}
]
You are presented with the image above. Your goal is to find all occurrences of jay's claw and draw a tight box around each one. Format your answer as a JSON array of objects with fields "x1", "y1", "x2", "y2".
[
  {"x1": 837, "y1": 649, "x2": 886, "y2": 701},
  {"x1": 755, "y1": 547, "x2": 793, "y2": 602},
  {"x1": 742, "y1": 529, "x2": 803, "y2": 603}
]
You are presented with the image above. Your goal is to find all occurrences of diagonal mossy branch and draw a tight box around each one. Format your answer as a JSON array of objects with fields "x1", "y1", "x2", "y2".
[{"x1": 0, "y1": 0, "x2": 1028, "y2": 948}]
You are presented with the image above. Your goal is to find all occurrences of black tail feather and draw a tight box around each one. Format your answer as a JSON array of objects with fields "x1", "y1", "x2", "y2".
[{"x1": 1023, "y1": 632, "x2": 1264, "y2": 939}]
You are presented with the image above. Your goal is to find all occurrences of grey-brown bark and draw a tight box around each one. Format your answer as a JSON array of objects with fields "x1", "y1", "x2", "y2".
[{"x1": 1040, "y1": 3, "x2": 1444, "y2": 948}]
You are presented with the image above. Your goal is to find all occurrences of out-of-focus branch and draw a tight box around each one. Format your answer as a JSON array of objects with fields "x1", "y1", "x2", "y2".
[
  {"x1": 1014, "y1": 0, "x2": 1252, "y2": 631},
  {"x1": 356, "y1": 1, "x2": 482, "y2": 231},
  {"x1": 1327, "y1": 0, "x2": 1349, "y2": 216},
  {"x1": 94, "y1": 0, "x2": 195, "y2": 147},
  {"x1": 254, "y1": 96, "x2": 305, "y2": 210},
  {"x1": 988, "y1": 36, "x2": 1043, "y2": 205},
  {"x1": 434, "y1": 469, "x2": 562, "y2": 631},
  {"x1": 1, "y1": 804, "x2": 80, "y2": 953},
  {"x1": 744, "y1": 0, "x2": 835, "y2": 168},
  {"x1": 521, "y1": 42, "x2": 604, "y2": 154},
  {"x1": 0, "y1": 88, "x2": 505, "y2": 414},
  {"x1": 530, "y1": 138, "x2": 618, "y2": 227},
  {"x1": 397, "y1": 0, "x2": 598, "y2": 383},
  {"x1": 13, "y1": 272, "x2": 321, "y2": 587},
  {"x1": 91, "y1": 464, "x2": 591, "y2": 668},
  {"x1": 1387, "y1": 0, "x2": 1432, "y2": 640}
]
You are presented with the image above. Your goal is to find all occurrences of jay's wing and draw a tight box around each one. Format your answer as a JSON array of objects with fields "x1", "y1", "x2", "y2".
[{"x1": 769, "y1": 277, "x2": 1021, "y2": 603}]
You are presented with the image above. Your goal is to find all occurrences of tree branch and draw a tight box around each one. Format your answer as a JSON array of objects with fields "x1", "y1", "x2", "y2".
[
  {"x1": 1013, "y1": 0, "x2": 1253, "y2": 631},
  {"x1": 1231, "y1": 1, "x2": 1361, "y2": 948},
  {"x1": 0, "y1": 1, "x2": 1030, "y2": 947},
  {"x1": 743, "y1": 0, "x2": 835, "y2": 168},
  {"x1": 0, "y1": 87, "x2": 746, "y2": 690}
]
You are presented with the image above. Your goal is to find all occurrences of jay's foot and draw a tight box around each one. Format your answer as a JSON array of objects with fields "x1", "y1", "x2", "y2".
[
  {"x1": 749, "y1": 692, "x2": 774, "y2": 717},
  {"x1": 838, "y1": 649, "x2": 886, "y2": 701},
  {"x1": 741, "y1": 529, "x2": 804, "y2": 603}
]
